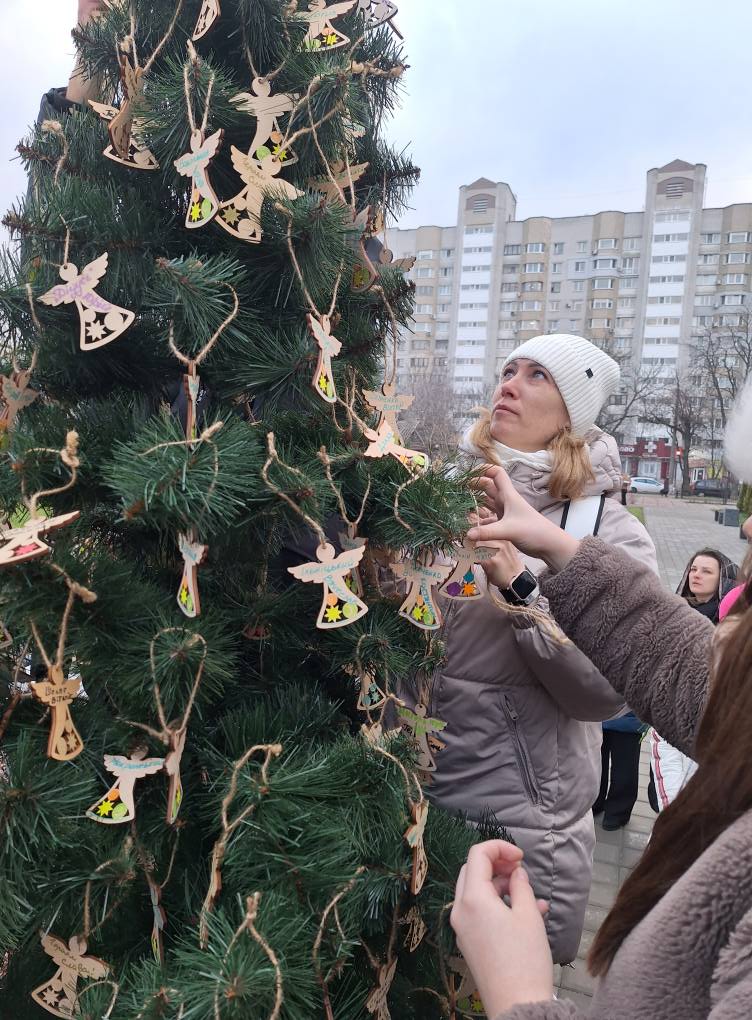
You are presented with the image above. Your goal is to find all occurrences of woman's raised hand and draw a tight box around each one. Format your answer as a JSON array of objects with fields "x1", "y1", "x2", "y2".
[
  {"x1": 468, "y1": 465, "x2": 580, "y2": 572},
  {"x1": 450, "y1": 840, "x2": 553, "y2": 1017}
]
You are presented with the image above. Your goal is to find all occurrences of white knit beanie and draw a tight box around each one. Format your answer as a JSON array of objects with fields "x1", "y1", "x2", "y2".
[
  {"x1": 503, "y1": 333, "x2": 620, "y2": 436},
  {"x1": 724, "y1": 376, "x2": 752, "y2": 483}
]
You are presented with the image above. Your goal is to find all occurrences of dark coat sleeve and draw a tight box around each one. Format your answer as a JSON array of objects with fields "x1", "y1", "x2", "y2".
[{"x1": 540, "y1": 537, "x2": 713, "y2": 757}]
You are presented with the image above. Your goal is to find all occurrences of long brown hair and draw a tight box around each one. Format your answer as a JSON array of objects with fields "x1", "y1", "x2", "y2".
[
  {"x1": 468, "y1": 410, "x2": 594, "y2": 501},
  {"x1": 588, "y1": 581, "x2": 752, "y2": 975}
]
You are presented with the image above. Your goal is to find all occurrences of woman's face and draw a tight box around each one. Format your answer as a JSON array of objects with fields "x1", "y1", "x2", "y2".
[
  {"x1": 489, "y1": 358, "x2": 570, "y2": 452},
  {"x1": 688, "y1": 555, "x2": 721, "y2": 601}
]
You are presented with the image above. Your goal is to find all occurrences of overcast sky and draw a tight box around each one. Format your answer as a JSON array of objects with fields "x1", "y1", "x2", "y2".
[{"x1": 2, "y1": 0, "x2": 752, "y2": 230}]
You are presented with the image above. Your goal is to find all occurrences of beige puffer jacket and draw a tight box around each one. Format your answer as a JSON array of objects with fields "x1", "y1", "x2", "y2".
[{"x1": 408, "y1": 430, "x2": 658, "y2": 965}]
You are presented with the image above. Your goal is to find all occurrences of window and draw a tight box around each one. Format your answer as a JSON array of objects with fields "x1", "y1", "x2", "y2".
[
  {"x1": 643, "y1": 357, "x2": 677, "y2": 367},
  {"x1": 464, "y1": 245, "x2": 492, "y2": 254},
  {"x1": 728, "y1": 231, "x2": 751, "y2": 243},
  {"x1": 550, "y1": 282, "x2": 561, "y2": 293},
  {"x1": 501, "y1": 282, "x2": 518, "y2": 292},
  {"x1": 588, "y1": 317, "x2": 612, "y2": 328},
  {"x1": 664, "y1": 181, "x2": 685, "y2": 197},
  {"x1": 593, "y1": 278, "x2": 614, "y2": 289},
  {"x1": 655, "y1": 211, "x2": 689, "y2": 222},
  {"x1": 500, "y1": 301, "x2": 518, "y2": 311},
  {"x1": 413, "y1": 322, "x2": 431, "y2": 333},
  {"x1": 548, "y1": 319, "x2": 560, "y2": 330},
  {"x1": 549, "y1": 301, "x2": 560, "y2": 311},
  {"x1": 623, "y1": 237, "x2": 640, "y2": 250},
  {"x1": 571, "y1": 300, "x2": 583, "y2": 311},
  {"x1": 553, "y1": 242, "x2": 564, "y2": 254},
  {"x1": 503, "y1": 264, "x2": 520, "y2": 274},
  {"x1": 652, "y1": 254, "x2": 686, "y2": 263},
  {"x1": 499, "y1": 320, "x2": 516, "y2": 330},
  {"x1": 725, "y1": 252, "x2": 750, "y2": 264},
  {"x1": 465, "y1": 225, "x2": 494, "y2": 235},
  {"x1": 693, "y1": 315, "x2": 714, "y2": 327},
  {"x1": 695, "y1": 294, "x2": 715, "y2": 306},
  {"x1": 521, "y1": 281, "x2": 543, "y2": 292},
  {"x1": 472, "y1": 196, "x2": 489, "y2": 212},
  {"x1": 416, "y1": 267, "x2": 434, "y2": 278},
  {"x1": 615, "y1": 316, "x2": 634, "y2": 328},
  {"x1": 592, "y1": 299, "x2": 614, "y2": 309},
  {"x1": 650, "y1": 295, "x2": 682, "y2": 304},
  {"x1": 698, "y1": 253, "x2": 719, "y2": 264},
  {"x1": 410, "y1": 357, "x2": 430, "y2": 367},
  {"x1": 521, "y1": 300, "x2": 542, "y2": 311},
  {"x1": 618, "y1": 297, "x2": 636, "y2": 309},
  {"x1": 722, "y1": 294, "x2": 745, "y2": 305},
  {"x1": 701, "y1": 232, "x2": 721, "y2": 244},
  {"x1": 598, "y1": 238, "x2": 617, "y2": 249},
  {"x1": 460, "y1": 301, "x2": 488, "y2": 308},
  {"x1": 416, "y1": 304, "x2": 433, "y2": 314},
  {"x1": 523, "y1": 262, "x2": 545, "y2": 273},
  {"x1": 518, "y1": 320, "x2": 540, "y2": 330},
  {"x1": 463, "y1": 264, "x2": 489, "y2": 272},
  {"x1": 646, "y1": 316, "x2": 681, "y2": 325},
  {"x1": 455, "y1": 357, "x2": 486, "y2": 365},
  {"x1": 577, "y1": 241, "x2": 588, "y2": 252},
  {"x1": 457, "y1": 323, "x2": 486, "y2": 329},
  {"x1": 525, "y1": 242, "x2": 545, "y2": 253},
  {"x1": 649, "y1": 275, "x2": 685, "y2": 283},
  {"x1": 416, "y1": 286, "x2": 434, "y2": 295},
  {"x1": 417, "y1": 250, "x2": 434, "y2": 259},
  {"x1": 723, "y1": 273, "x2": 747, "y2": 285},
  {"x1": 594, "y1": 258, "x2": 617, "y2": 270},
  {"x1": 440, "y1": 267, "x2": 453, "y2": 277},
  {"x1": 438, "y1": 284, "x2": 452, "y2": 296},
  {"x1": 622, "y1": 257, "x2": 639, "y2": 271},
  {"x1": 551, "y1": 262, "x2": 562, "y2": 274},
  {"x1": 441, "y1": 247, "x2": 454, "y2": 258},
  {"x1": 437, "y1": 303, "x2": 450, "y2": 314},
  {"x1": 504, "y1": 244, "x2": 521, "y2": 255},
  {"x1": 572, "y1": 280, "x2": 585, "y2": 292},
  {"x1": 461, "y1": 283, "x2": 490, "y2": 291},
  {"x1": 411, "y1": 339, "x2": 429, "y2": 350},
  {"x1": 620, "y1": 276, "x2": 638, "y2": 289},
  {"x1": 697, "y1": 275, "x2": 718, "y2": 286}
]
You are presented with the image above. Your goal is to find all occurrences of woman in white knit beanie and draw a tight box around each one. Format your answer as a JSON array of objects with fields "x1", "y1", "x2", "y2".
[{"x1": 400, "y1": 333, "x2": 660, "y2": 970}]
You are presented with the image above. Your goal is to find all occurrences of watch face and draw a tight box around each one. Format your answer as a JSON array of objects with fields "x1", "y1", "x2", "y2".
[{"x1": 512, "y1": 569, "x2": 538, "y2": 601}]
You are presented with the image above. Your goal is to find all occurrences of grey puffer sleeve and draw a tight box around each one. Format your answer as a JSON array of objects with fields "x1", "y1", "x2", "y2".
[
  {"x1": 540, "y1": 537, "x2": 712, "y2": 757},
  {"x1": 493, "y1": 1001, "x2": 583, "y2": 1020}
]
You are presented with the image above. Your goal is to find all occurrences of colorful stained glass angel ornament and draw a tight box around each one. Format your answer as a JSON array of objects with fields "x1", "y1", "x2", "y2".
[
  {"x1": 362, "y1": 381, "x2": 414, "y2": 443},
  {"x1": 307, "y1": 312, "x2": 342, "y2": 403},
  {"x1": 174, "y1": 128, "x2": 224, "y2": 229},
  {"x1": 31, "y1": 933, "x2": 109, "y2": 1020},
  {"x1": 88, "y1": 53, "x2": 159, "y2": 171},
  {"x1": 230, "y1": 77, "x2": 298, "y2": 163},
  {"x1": 287, "y1": 542, "x2": 368, "y2": 628},
  {"x1": 193, "y1": 0, "x2": 221, "y2": 40},
  {"x1": 365, "y1": 956, "x2": 398, "y2": 1020},
  {"x1": 38, "y1": 253, "x2": 136, "y2": 352},
  {"x1": 396, "y1": 702, "x2": 447, "y2": 773},
  {"x1": 217, "y1": 150, "x2": 302, "y2": 243},
  {"x1": 0, "y1": 368, "x2": 39, "y2": 432},
  {"x1": 363, "y1": 420, "x2": 429, "y2": 473},
  {"x1": 301, "y1": 0, "x2": 358, "y2": 50},
  {"x1": 392, "y1": 555, "x2": 451, "y2": 630},
  {"x1": 356, "y1": 668, "x2": 388, "y2": 712},
  {"x1": 164, "y1": 726, "x2": 187, "y2": 824},
  {"x1": 0, "y1": 510, "x2": 80, "y2": 569},
  {"x1": 177, "y1": 531, "x2": 208, "y2": 618},
  {"x1": 404, "y1": 798, "x2": 429, "y2": 893},
  {"x1": 86, "y1": 746, "x2": 165, "y2": 824},
  {"x1": 30, "y1": 664, "x2": 84, "y2": 761},
  {"x1": 440, "y1": 537, "x2": 498, "y2": 600}
]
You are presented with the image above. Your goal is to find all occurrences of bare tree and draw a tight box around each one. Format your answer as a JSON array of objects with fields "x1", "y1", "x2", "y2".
[
  {"x1": 399, "y1": 366, "x2": 490, "y2": 462},
  {"x1": 693, "y1": 311, "x2": 752, "y2": 430},
  {"x1": 591, "y1": 332, "x2": 663, "y2": 440},
  {"x1": 641, "y1": 373, "x2": 713, "y2": 494}
]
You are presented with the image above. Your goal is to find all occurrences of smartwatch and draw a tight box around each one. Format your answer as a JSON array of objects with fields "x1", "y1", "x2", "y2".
[{"x1": 500, "y1": 567, "x2": 540, "y2": 607}]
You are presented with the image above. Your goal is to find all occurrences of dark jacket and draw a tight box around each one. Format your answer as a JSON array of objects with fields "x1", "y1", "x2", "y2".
[{"x1": 676, "y1": 551, "x2": 738, "y2": 625}]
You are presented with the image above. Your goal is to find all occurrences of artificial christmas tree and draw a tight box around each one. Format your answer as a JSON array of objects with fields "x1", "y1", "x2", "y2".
[{"x1": 0, "y1": 2, "x2": 503, "y2": 1017}]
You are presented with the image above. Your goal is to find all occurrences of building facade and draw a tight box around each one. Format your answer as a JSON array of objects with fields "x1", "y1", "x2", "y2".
[{"x1": 389, "y1": 161, "x2": 752, "y2": 477}]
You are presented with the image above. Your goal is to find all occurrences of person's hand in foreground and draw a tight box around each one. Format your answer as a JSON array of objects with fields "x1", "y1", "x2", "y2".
[
  {"x1": 78, "y1": 0, "x2": 107, "y2": 25},
  {"x1": 451, "y1": 840, "x2": 554, "y2": 1017},
  {"x1": 468, "y1": 465, "x2": 580, "y2": 572}
]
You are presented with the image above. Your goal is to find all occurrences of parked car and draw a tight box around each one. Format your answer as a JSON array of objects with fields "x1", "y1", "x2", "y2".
[
  {"x1": 629, "y1": 476, "x2": 666, "y2": 494},
  {"x1": 690, "y1": 477, "x2": 732, "y2": 499}
]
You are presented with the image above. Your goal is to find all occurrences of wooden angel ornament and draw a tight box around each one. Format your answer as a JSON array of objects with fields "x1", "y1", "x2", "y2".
[
  {"x1": 440, "y1": 538, "x2": 497, "y2": 600},
  {"x1": 309, "y1": 160, "x2": 369, "y2": 203},
  {"x1": 177, "y1": 532, "x2": 208, "y2": 618},
  {"x1": 29, "y1": 665, "x2": 84, "y2": 762},
  {"x1": 449, "y1": 955, "x2": 486, "y2": 1016},
  {"x1": 164, "y1": 726, "x2": 187, "y2": 824},
  {"x1": 392, "y1": 555, "x2": 451, "y2": 629},
  {"x1": 357, "y1": 0, "x2": 400, "y2": 30},
  {"x1": 356, "y1": 668, "x2": 388, "y2": 712},
  {"x1": 31, "y1": 933, "x2": 109, "y2": 1020},
  {"x1": 301, "y1": 0, "x2": 358, "y2": 51},
  {"x1": 147, "y1": 874, "x2": 167, "y2": 965},
  {"x1": 0, "y1": 368, "x2": 39, "y2": 432},
  {"x1": 339, "y1": 524, "x2": 366, "y2": 598},
  {"x1": 88, "y1": 53, "x2": 159, "y2": 170},
  {"x1": 396, "y1": 703, "x2": 447, "y2": 773},
  {"x1": 182, "y1": 363, "x2": 201, "y2": 447},
  {"x1": 0, "y1": 510, "x2": 80, "y2": 568},
  {"x1": 401, "y1": 905, "x2": 427, "y2": 953},
  {"x1": 217, "y1": 150, "x2": 302, "y2": 244},
  {"x1": 230, "y1": 78, "x2": 298, "y2": 163},
  {"x1": 307, "y1": 313, "x2": 342, "y2": 403},
  {"x1": 287, "y1": 542, "x2": 368, "y2": 628},
  {"x1": 363, "y1": 420, "x2": 429, "y2": 473},
  {"x1": 363, "y1": 382, "x2": 414, "y2": 443},
  {"x1": 193, "y1": 0, "x2": 221, "y2": 40},
  {"x1": 174, "y1": 128, "x2": 224, "y2": 229},
  {"x1": 86, "y1": 746, "x2": 165, "y2": 824},
  {"x1": 38, "y1": 254, "x2": 136, "y2": 352},
  {"x1": 365, "y1": 956, "x2": 398, "y2": 1020},
  {"x1": 404, "y1": 798, "x2": 429, "y2": 893}
]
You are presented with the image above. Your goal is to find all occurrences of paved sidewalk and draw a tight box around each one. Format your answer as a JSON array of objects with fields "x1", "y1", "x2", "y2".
[{"x1": 555, "y1": 497, "x2": 748, "y2": 1006}]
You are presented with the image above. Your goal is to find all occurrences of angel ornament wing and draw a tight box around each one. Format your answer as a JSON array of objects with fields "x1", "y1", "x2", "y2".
[
  {"x1": 88, "y1": 54, "x2": 159, "y2": 170},
  {"x1": 230, "y1": 77, "x2": 298, "y2": 164},
  {"x1": 217, "y1": 149, "x2": 302, "y2": 243},
  {"x1": 31, "y1": 933, "x2": 109, "y2": 1020},
  {"x1": 440, "y1": 537, "x2": 497, "y2": 600},
  {"x1": 38, "y1": 253, "x2": 135, "y2": 352},
  {"x1": 362, "y1": 382, "x2": 414, "y2": 443},
  {"x1": 307, "y1": 313, "x2": 342, "y2": 403},
  {"x1": 0, "y1": 368, "x2": 39, "y2": 432},
  {"x1": 365, "y1": 957, "x2": 398, "y2": 1020},
  {"x1": 86, "y1": 746, "x2": 165, "y2": 824},
  {"x1": 174, "y1": 128, "x2": 224, "y2": 229},
  {"x1": 363, "y1": 420, "x2": 429, "y2": 473},
  {"x1": 193, "y1": 0, "x2": 221, "y2": 40},
  {"x1": 0, "y1": 510, "x2": 80, "y2": 568},
  {"x1": 288, "y1": 542, "x2": 368, "y2": 628},
  {"x1": 301, "y1": 0, "x2": 358, "y2": 50}
]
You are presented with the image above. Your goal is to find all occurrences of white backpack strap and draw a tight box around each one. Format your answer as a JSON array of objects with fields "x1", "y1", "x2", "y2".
[{"x1": 560, "y1": 495, "x2": 606, "y2": 539}]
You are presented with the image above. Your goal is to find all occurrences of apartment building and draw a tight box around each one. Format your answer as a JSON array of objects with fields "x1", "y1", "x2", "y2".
[{"x1": 389, "y1": 161, "x2": 752, "y2": 455}]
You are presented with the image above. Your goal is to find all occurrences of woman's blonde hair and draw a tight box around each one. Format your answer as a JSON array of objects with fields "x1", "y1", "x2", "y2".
[{"x1": 468, "y1": 408, "x2": 595, "y2": 501}]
